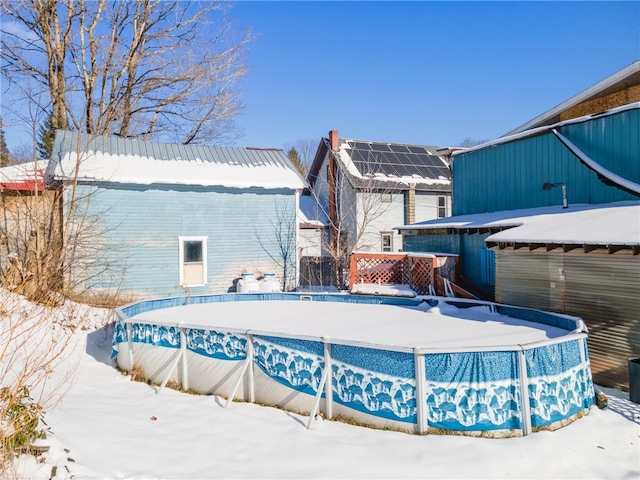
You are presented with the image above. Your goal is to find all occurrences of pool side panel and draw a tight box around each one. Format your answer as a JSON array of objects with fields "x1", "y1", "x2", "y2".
[
  {"x1": 424, "y1": 351, "x2": 523, "y2": 434},
  {"x1": 526, "y1": 338, "x2": 595, "y2": 428},
  {"x1": 112, "y1": 294, "x2": 596, "y2": 437}
]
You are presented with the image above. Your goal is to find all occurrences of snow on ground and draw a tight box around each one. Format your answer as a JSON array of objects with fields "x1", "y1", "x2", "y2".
[{"x1": 8, "y1": 295, "x2": 640, "y2": 480}]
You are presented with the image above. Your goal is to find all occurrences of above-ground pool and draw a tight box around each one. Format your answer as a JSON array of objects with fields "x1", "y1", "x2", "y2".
[{"x1": 113, "y1": 293, "x2": 595, "y2": 437}]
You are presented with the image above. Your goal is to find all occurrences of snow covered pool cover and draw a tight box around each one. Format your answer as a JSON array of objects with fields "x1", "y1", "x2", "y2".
[
  {"x1": 114, "y1": 294, "x2": 594, "y2": 437},
  {"x1": 129, "y1": 298, "x2": 572, "y2": 351}
]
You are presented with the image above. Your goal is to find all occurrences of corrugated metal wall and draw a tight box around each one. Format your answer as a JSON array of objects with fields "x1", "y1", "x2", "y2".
[
  {"x1": 496, "y1": 250, "x2": 640, "y2": 389},
  {"x1": 460, "y1": 233, "x2": 492, "y2": 292},
  {"x1": 403, "y1": 232, "x2": 461, "y2": 255},
  {"x1": 402, "y1": 231, "x2": 495, "y2": 297},
  {"x1": 452, "y1": 107, "x2": 640, "y2": 215}
]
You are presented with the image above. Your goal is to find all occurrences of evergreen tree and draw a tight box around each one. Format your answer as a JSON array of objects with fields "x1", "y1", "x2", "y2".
[
  {"x1": 0, "y1": 118, "x2": 10, "y2": 167},
  {"x1": 287, "y1": 147, "x2": 307, "y2": 177},
  {"x1": 38, "y1": 112, "x2": 56, "y2": 159}
]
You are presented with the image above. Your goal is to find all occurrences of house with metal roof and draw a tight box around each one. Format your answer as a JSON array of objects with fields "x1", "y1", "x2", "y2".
[
  {"x1": 47, "y1": 130, "x2": 307, "y2": 301},
  {"x1": 398, "y1": 63, "x2": 640, "y2": 390},
  {"x1": 0, "y1": 160, "x2": 47, "y2": 192},
  {"x1": 0, "y1": 160, "x2": 56, "y2": 296},
  {"x1": 302, "y1": 129, "x2": 451, "y2": 287}
]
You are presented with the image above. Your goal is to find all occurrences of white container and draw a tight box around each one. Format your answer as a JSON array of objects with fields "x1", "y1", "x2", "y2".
[
  {"x1": 237, "y1": 272, "x2": 259, "y2": 293},
  {"x1": 259, "y1": 273, "x2": 281, "y2": 293}
]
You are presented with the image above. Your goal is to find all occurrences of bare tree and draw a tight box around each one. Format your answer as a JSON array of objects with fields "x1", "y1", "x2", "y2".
[
  {"x1": 311, "y1": 152, "x2": 396, "y2": 289},
  {"x1": 0, "y1": 132, "x2": 129, "y2": 306},
  {"x1": 253, "y1": 198, "x2": 297, "y2": 292},
  {"x1": 0, "y1": 287, "x2": 113, "y2": 476},
  {"x1": 1, "y1": 0, "x2": 252, "y2": 145},
  {"x1": 459, "y1": 137, "x2": 489, "y2": 148}
]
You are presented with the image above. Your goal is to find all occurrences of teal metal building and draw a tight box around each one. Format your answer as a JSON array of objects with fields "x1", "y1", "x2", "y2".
[
  {"x1": 400, "y1": 101, "x2": 640, "y2": 389},
  {"x1": 452, "y1": 104, "x2": 640, "y2": 216},
  {"x1": 403, "y1": 102, "x2": 640, "y2": 296}
]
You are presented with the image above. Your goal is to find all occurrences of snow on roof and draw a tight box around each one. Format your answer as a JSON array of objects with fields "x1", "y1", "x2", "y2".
[
  {"x1": 298, "y1": 194, "x2": 329, "y2": 227},
  {"x1": 452, "y1": 102, "x2": 640, "y2": 157},
  {"x1": 48, "y1": 131, "x2": 307, "y2": 190},
  {"x1": 335, "y1": 138, "x2": 451, "y2": 187},
  {"x1": 0, "y1": 160, "x2": 48, "y2": 191},
  {"x1": 398, "y1": 201, "x2": 640, "y2": 246},
  {"x1": 504, "y1": 60, "x2": 640, "y2": 136}
]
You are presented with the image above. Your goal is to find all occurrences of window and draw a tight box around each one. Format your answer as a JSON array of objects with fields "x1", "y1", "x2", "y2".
[
  {"x1": 381, "y1": 233, "x2": 393, "y2": 252},
  {"x1": 179, "y1": 236, "x2": 207, "y2": 286},
  {"x1": 437, "y1": 195, "x2": 447, "y2": 218},
  {"x1": 381, "y1": 192, "x2": 393, "y2": 203}
]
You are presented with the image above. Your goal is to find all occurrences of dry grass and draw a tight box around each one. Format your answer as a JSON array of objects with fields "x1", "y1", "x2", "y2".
[{"x1": 0, "y1": 291, "x2": 86, "y2": 477}]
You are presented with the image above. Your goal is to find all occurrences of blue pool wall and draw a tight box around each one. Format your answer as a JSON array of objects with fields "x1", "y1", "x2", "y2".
[{"x1": 113, "y1": 293, "x2": 595, "y2": 437}]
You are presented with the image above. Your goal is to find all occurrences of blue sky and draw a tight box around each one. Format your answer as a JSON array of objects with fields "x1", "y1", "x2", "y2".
[
  {"x1": 229, "y1": 0, "x2": 639, "y2": 151},
  {"x1": 2, "y1": 1, "x2": 639, "y2": 154}
]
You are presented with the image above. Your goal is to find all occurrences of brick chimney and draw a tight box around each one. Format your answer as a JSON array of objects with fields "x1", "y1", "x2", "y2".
[{"x1": 329, "y1": 129, "x2": 339, "y2": 149}]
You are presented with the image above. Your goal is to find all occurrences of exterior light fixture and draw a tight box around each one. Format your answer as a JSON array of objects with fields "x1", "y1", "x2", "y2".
[{"x1": 542, "y1": 182, "x2": 568, "y2": 208}]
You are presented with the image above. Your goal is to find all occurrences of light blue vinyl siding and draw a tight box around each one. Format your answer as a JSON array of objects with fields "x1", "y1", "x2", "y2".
[
  {"x1": 452, "y1": 107, "x2": 640, "y2": 215},
  {"x1": 67, "y1": 183, "x2": 297, "y2": 297}
]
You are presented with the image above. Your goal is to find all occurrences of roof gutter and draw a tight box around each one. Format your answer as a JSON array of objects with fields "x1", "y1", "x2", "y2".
[{"x1": 551, "y1": 128, "x2": 640, "y2": 196}]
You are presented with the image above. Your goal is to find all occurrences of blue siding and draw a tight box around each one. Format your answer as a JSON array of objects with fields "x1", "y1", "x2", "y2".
[
  {"x1": 402, "y1": 232, "x2": 493, "y2": 294},
  {"x1": 452, "y1": 107, "x2": 640, "y2": 215},
  {"x1": 402, "y1": 233, "x2": 461, "y2": 254},
  {"x1": 67, "y1": 183, "x2": 297, "y2": 297},
  {"x1": 480, "y1": 248, "x2": 496, "y2": 286},
  {"x1": 460, "y1": 233, "x2": 492, "y2": 291}
]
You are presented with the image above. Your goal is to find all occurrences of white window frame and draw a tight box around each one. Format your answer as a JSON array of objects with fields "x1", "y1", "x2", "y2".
[
  {"x1": 381, "y1": 232, "x2": 393, "y2": 252},
  {"x1": 437, "y1": 195, "x2": 447, "y2": 218},
  {"x1": 178, "y1": 235, "x2": 208, "y2": 287}
]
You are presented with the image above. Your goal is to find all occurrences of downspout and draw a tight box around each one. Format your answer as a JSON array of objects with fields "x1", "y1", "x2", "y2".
[
  {"x1": 405, "y1": 183, "x2": 416, "y2": 225},
  {"x1": 328, "y1": 130, "x2": 339, "y2": 251}
]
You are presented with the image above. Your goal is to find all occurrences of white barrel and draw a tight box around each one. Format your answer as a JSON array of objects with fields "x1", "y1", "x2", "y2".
[
  {"x1": 237, "y1": 272, "x2": 259, "y2": 293},
  {"x1": 259, "y1": 273, "x2": 281, "y2": 293}
]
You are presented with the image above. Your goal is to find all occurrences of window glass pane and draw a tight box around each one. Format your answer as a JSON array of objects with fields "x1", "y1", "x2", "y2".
[
  {"x1": 184, "y1": 240, "x2": 202, "y2": 263},
  {"x1": 438, "y1": 196, "x2": 447, "y2": 218},
  {"x1": 382, "y1": 234, "x2": 392, "y2": 252}
]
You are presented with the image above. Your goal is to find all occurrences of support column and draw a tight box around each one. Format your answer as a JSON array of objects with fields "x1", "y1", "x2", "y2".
[{"x1": 517, "y1": 349, "x2": 532, "y2": 436}]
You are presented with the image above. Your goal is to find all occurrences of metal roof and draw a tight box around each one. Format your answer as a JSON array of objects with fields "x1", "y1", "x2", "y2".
[
  {"x1": 398, "y1": 201, "x2": 640, "y2": 249},
  {"x1": 505, "y1": 60, "x2": 640, "y2": 136},
  {"x1": 48, "y1": 131, "x2": 307, "y2": 190},
  {"x1": 0, "y1": 160, "x2": 48, "y2": 191}
]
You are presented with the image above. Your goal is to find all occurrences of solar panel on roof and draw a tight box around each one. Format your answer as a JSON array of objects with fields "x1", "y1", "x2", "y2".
[
  {"x1": 396, "y1": 153, "x2": 415, "y2": 166},
  {"x1": 370, "y1": 143, "x2": 391, "y2": 152},
  {"x1": 407, "y1": 146, "x2": 428, "y2": 154},
  {"x1": 389, "y1": 144, "x2": 410, "y2": 153},
  {"x1": 350, "y1": 149, "x2": 368, "y2": 164},
  {"x1": 395, "y1": 165, "x2": 413, "y2": 177},
  {"x1": 350, "y1": 142, "x2": 372, "y2": 150},
  {"x1": 341, "y1": 140, "x2": 450, "y2": 180}
]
